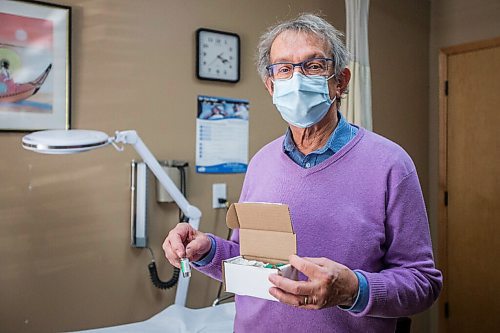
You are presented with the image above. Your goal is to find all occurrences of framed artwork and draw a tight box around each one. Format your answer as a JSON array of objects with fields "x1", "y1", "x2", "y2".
[{"x1": 0, "y1": 0, "x2": 71, "y2": 131}]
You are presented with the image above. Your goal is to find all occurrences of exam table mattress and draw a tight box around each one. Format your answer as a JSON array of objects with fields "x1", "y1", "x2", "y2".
[{"x1": 72, "y1": 303, "x2": 235, "y2": 333}]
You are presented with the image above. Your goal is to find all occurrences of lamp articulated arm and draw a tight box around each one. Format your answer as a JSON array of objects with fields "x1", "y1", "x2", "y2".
[{"x1": 113, "y1": 130, "x2": 202, "y2": 222}]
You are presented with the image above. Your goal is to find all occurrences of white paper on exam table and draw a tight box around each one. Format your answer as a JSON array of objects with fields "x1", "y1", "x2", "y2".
[{"x1": 71, "y1": 303, "x2": 235, "y2": 333}]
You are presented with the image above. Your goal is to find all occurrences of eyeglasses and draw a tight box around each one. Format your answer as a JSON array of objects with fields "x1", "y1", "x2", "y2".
[{"x1": 266, "y1": 57, "x2": 335, "y2": 81}]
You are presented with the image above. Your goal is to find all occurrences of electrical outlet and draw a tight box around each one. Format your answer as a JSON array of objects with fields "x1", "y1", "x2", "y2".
[{"x1": 212, "y1": 183, "x2": 227, "y2": 208}]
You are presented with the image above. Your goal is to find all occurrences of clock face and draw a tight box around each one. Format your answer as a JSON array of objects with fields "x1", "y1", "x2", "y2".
[{"x1": 197, "y1": 29, "x2": 240, "y2": 83}]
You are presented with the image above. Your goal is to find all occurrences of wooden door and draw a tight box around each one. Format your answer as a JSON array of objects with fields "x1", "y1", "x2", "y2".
[{"x1": 439, "y1": 38, "x2": 500, "y2": 332}]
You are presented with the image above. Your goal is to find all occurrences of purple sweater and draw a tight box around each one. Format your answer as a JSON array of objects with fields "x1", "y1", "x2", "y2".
[{"x1": 196, "y1": 128, "x2": 442, "y2": 332}]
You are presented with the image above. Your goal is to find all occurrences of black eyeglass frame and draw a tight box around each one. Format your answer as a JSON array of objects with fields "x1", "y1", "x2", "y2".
[{"x1": 266, "y1": 57, "x2": 336, "y2": 81}]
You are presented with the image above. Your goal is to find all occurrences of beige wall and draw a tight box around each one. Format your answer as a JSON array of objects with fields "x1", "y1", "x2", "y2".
[
  {"x1": 428, "y1": 1, "x2": 500, "y2": 332},
  {"x1": 0, "y1": 1, "x2": 433, "y2": 332}
]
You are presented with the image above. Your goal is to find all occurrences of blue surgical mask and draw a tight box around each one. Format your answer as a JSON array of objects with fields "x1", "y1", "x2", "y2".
[{"x1": 272, "y1": 73, "x2": 335, "y2": 128}]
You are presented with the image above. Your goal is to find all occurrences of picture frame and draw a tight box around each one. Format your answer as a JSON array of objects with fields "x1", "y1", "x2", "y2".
[{"x1": 0, "y1": 0, "x2": 71, "y2": 131}]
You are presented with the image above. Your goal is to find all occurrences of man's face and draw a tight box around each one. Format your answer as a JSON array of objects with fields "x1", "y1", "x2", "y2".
[{"x1": 264, "y1": 30, "x2": 338, "y2": 99}]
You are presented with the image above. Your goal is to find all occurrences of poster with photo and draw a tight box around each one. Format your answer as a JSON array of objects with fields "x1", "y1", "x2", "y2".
[{"x1": 196, "y1": 95, "x2": 249, "y2": 173}]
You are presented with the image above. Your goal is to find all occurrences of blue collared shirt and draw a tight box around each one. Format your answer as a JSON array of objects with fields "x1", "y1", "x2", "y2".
[{"x1": 283, "y1": 111, "x2": 358, "y2": 167}]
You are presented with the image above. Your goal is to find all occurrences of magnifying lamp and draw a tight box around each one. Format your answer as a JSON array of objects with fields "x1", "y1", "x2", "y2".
[{"x1": 22, "y1": 129, "x2": 201, "y2": 307}]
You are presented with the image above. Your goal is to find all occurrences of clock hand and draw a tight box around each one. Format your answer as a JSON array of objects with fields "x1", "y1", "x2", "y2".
[
  {"x1": 207, "y1": 53, "x2": 230, "y2": 69},
  {"x1": 217, "y1": 54, "x2": 229, "y2": 64},
  {"x1": 209, "y1": 55, "x2": 221, "y2": 66}
]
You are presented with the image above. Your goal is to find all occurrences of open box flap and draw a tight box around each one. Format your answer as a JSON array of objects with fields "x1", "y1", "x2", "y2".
[
  {"x1": 226, "y1": 202, "x2": 293, "y2": 232},
  {"x1": 226, "y1": 202, "x2": 296, "y2": 262}
]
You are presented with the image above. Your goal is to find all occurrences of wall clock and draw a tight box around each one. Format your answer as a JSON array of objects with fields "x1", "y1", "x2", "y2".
[{"x1": 196, "y1": 28, "x2": 240, "y2": 83}]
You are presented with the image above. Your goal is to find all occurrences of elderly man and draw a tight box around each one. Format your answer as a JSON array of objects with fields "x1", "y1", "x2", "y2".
[{"x1": 164, "y1": 14, "x2": 442, "y2": 332}]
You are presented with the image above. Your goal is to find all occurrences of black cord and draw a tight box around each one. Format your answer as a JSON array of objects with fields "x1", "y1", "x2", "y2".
[
  {"x1": 148, "y1": 261, "x2": 180, "y2": 290},
  {"x1": 147, "y1": 246, "x2": 180, "y2": 290},
  {"x1": 147, "y1": 161, "x2": 189, "y2": 290}
]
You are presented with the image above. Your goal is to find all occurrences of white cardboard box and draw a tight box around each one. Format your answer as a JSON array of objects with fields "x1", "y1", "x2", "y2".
[{"x1": 223, "y1": 202, "x2": 298, "y2": 301}]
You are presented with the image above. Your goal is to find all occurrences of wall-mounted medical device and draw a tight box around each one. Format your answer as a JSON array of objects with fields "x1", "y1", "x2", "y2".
[
  {"x1": 156, "y1": 161, "x2": 182, "y2": 203},
  {"x1": 130, "y1": 159, "x2": 190, "y2": 291},
  {"x1": 130, "y1": 161, "x2": 148, "y2": 248}
]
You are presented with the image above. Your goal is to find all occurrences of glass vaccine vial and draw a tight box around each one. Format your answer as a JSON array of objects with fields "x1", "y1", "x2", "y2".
[{"x1": 180, "y1": 258, "x2": 191, "y2": 278}]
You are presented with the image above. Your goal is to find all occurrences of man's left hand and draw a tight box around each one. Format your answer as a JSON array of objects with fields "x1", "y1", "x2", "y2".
[{"x1": 268, "y1": 255, "x2": 359, "y2": 310}]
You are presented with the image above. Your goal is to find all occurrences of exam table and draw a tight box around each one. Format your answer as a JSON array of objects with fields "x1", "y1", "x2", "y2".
[{"x1": 73, "y1": 302, "x2": 235, "y2": 333}]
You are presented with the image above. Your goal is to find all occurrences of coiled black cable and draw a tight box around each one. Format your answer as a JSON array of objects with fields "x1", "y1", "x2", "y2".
[
  {"x1": 147, "y1": 161, "x2": 188, "y2": 290},
  {"x1": 147, "y1": 246, "x2": 179, "y2": 290},
  {"x1": 148, "y1": 260, "x2": 180, "y2": 290}
]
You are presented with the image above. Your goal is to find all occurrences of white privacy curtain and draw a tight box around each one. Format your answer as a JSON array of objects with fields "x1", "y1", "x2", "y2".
[{"x1": 341, "y1": 0, "x2": 372, "y2": 130}]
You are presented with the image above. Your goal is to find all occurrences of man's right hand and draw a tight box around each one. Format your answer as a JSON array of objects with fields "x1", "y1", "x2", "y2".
[{"x1": 162, "y1": 223, "x2": 212, "y2": 268}]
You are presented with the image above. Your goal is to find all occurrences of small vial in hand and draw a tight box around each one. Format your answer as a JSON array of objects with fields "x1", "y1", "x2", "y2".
[{"x1": 180, "y1": 258, "x2": 191, "y2": 278}]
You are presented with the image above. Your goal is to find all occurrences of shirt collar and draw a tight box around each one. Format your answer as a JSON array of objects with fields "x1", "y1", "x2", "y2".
[{"x1": 283, "y1": 111, "x2": 350, "y2": 155}]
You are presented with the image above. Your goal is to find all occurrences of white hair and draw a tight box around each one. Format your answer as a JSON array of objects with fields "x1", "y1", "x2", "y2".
[{"x1": 256, "y1": 13, "x2": 350, "y2": 82}]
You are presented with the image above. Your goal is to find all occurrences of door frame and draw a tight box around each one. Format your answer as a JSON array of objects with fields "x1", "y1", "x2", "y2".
[{"x1": 438, "y1": 36, "x2": 500, "y2": 333}]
